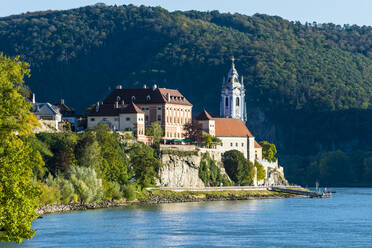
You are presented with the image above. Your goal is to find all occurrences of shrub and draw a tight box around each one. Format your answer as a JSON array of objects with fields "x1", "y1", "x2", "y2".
[
  {"x1": 55, "y1": 176, "x2": 75, "y2": 203},
  {"x1": 255, "y1": 161, "x2": 266, "y2": 181},
  {"x1": 69, "y1": 166, "x2": 103, "y2": 203},
  {"x1": 104, "y1": 181, "x2": 122, "y2": 200},
  {"x1": 122, "y1": 184, "x2": 137, "y2": 201}
]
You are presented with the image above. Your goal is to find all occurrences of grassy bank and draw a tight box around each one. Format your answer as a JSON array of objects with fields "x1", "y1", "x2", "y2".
[{"x1": 37, "y1": 189, "x2": 300, "y2": 215}]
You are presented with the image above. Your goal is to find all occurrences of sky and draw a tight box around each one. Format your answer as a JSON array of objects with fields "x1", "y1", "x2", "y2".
[{"x1": 1, "y1": 0, "x2": 372, "y2": 26}]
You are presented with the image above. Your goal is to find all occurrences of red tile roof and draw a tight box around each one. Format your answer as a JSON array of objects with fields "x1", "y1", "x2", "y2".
[
  {"x1": 254, "y1": 140, "x2": 262, "y2": 148},
  {"x1": 214, "y1": 118, "x2": 253, "y2": 137},
  {"x1": 103, "y1": 88, "x2": 192, "y2": 106}
]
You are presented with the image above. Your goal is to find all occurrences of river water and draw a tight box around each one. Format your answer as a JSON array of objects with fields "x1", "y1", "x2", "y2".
[{"x1": 2, "y1": 188, "x2": 372, "y2": 248}]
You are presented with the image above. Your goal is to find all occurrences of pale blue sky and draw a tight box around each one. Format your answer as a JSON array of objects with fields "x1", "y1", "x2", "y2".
[{"x1": 2, "y1": 0, "x2": 372, "y2": 26}]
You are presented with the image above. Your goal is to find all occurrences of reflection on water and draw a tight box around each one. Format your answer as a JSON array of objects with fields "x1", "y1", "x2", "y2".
[{"x1": 2, "y1": 188, "x2": 372, "y2": 248}]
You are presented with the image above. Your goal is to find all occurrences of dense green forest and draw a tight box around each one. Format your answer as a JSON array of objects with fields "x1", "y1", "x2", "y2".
[{"x1": 1, "y1": 4, "x2": 372, "y2": 185}]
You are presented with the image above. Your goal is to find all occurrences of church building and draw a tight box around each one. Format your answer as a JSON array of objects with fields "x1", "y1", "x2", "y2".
[{"x1": 220, "y1": 57, "x2": 247, "y2": 123}]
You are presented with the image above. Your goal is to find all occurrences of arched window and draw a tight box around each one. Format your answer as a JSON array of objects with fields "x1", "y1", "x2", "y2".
[
  {"x1": 236, "y1": 97, "x2": 240, "y2": 106},
  {"x1": 131, "y1": 96, "x2": 136, "y2": 102},
  {"x1": 225, "y1": 97, "x2": 228, "y2": 107}
]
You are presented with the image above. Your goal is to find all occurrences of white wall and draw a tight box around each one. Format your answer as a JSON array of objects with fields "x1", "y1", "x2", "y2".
[
  {"x1": 87, "y1": 116, "x2": 119, "y2": 130},
  {"x1": 119, "y1": 113, "x2": 144, "y2": 131},
  {"x1": 216, "y1": 136, "x2": 248, "y2": 158}
]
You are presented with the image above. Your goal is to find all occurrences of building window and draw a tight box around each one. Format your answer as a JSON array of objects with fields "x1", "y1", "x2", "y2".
[
  {"x1": 241, "y1": 143, "x2": 244, "y2": 147},
  {"x1": 145, "y1": 116, "x2": 148, "y2": 121},
  {"x1": 147, "y1": 95, "x2": 151, "y2": 101},
  {"x1": 131, "y1": 96, "x2": 136, "y2": 102},
  {"x1": 230, "y1": 143, "x2": 233, "y2": 147},
  {"x1": 157, "y1": 115, "x2": 161, "y2": 121},
  {"x1": 236, "y1": 97, "x2": 240, "y2": 106},
  {"x1": 126, "y1": 117, "x2": 130, "y2": 121},
  {"x1": 158, "y1": 107, "x2": 161, "y2": 110},
  {"x1": 103, "y1": 118, "x2": 107, "y2": 121},
  {"x1": 90, "y1": 118, "x2": 95, "y2": 122},
  {"x1": 225, "y1": 97, "x2": 228, "y2": 107},
  {"x1": 236, "y1": 143, "x2": 238, "y2": 147}
]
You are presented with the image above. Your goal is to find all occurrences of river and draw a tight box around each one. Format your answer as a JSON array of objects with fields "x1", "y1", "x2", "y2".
[{"x1": 2, "y1": 188, "x2": 372, "y2": 248}]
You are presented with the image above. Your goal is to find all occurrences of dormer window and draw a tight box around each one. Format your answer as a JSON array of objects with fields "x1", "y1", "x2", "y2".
[
  {"x1": 117, "y1": 96, "x2": 121, "y2": 101},
  {"x1": 131, "y1": 96, "x2": 136, "y2": 102},
  {"x1": 147, "y1": 95, "x2": 151, "y2": 101}
]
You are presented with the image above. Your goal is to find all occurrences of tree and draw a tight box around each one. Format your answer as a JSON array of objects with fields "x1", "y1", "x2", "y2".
[
  {"x1": 75, "y1": 131, "x2": 102, "y2": 170},
  {"x1": 0, "y1": 54, "x2": 43, "y2": 243},
  {"x1": 255, "y1": 160, "x2": 266, "y2": 181},
  {"x1": 259, "y1": 141, "x2": 277, "y2": 162},
  {"x1": 146, "y1": 122, "x2": 163, "y2": 144},
  {"x1": 129, "y1": 143, "x2": 162, "y2": 187},
  {"x1": 183, "y1": 121, "x2": 203, "y2": 143},
  {"x1": 93, "y1": 124, "x2": 128, "y2": 184},
  {"x1": 222, "y1": 150, "x2": 255, "y2": 186}
]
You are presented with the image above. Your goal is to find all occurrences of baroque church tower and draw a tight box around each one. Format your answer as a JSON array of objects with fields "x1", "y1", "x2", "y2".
[{"x1": 220, "y1": 57, "x2": 247, "y2": 123}]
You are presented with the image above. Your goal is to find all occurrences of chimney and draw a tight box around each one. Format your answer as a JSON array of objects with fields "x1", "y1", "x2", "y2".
[
  {"x1": 115, "y1": 101, "x2": 119, "y2": 108},
  {"x1": 116, "y1": 85, "x2": 123, "y2": 89},
  {"x1": 152, "y1": 84, "x2": 158, "y2": 91},
  {"x1": 96, "y1": 102, "x2": 100, "y2": 112},
  {"x1": 32, "y1": 93, "x2": 36, "y2": 104},
  {"x1": 121, "y1": 100, "x2": 125, "y2": 109},
  {"x1": 60, "y1": 99, "x2": 64, "y2": 105},
  {"x1": 143, "y1": 84, "x2": 147, "y2": 89}
]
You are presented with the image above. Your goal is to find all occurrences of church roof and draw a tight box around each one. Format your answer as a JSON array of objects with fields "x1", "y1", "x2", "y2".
[
  {"x1": 103, "y1": 87, "x2": 192, "y2": 106},
  {"x1": 195, "y1": 109, "x2": 213, "y2": 120},
  {"x1": 213, "y1": 118, "x2": 253, "y2": 137}
]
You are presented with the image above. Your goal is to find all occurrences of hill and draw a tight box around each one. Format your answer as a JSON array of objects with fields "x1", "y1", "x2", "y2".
[{"x1": 1, "y1": 4, "x2": 372, "y2": 185}]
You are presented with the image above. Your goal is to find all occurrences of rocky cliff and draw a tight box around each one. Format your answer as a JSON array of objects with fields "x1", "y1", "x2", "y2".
[{"x1": 158, "y1": 153, "x2": 205, "y2": 188}]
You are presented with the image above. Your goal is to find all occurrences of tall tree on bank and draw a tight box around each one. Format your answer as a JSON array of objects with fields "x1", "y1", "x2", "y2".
[{"x1": 0, "y1": 54, "x2": 43, "y2": 243}]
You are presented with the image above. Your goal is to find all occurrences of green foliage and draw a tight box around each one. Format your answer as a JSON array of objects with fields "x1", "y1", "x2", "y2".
[
  {"x1": 75, "y1": 131, "x2": 102, "y2": 169},
  {"x1": 222, "y1": 150, "x2": 255, "y2": 186},
  {"x1": 68, "y1": 166, "x2": 103, "y2": 203},
  {"x1": 4, "y1": 5, "x2": 372, "y2": 183},
  {"x1": 145, "y1": 121, "x2": 164, "y2": 144},
  {"x1": 0, "y1": 54, "x2": 42, "y2": 243},
  {"x1": 255, "y1": 161, "x2": 266, "y2": 181},
  {"x1": 128, "y1": 143, "x2": 162, "y2": 187},
  {"x1": 260, "y1": 141, "x2": 277, "y2": 162},
  {"x1": 103, "y1": 181, "x2": 122, "y2": 201},
  {"x1": 121, "y1": 184, "x2": 137, "y2": 201},
  {"x1": 198, "y1": 153, "x2": 232, "y2": 186},
  {"x1": 93, "y1": 124, "x2": 128, "y2": 184},
  {"x1": 161, "y1": 149, "x2": 199, "y2": 157},
  {"x1": 282, "y1": 150, "x2": 372, "y2": 186}
]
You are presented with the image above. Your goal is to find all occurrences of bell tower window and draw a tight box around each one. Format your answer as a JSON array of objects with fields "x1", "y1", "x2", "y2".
[
  {"x1": 236, "y1": 97, "x2": 240, "y2": 106},
  {"x1": 225, "y1": 97, "x2": 228, "y2": 107}
]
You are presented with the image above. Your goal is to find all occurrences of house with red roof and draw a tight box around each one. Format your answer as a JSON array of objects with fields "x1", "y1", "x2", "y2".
[
  {"x1": 87, "y1": 84, "x2": 192, "y2": 140},
  {"x1": 195, "y1": 109, "x2": 262, "y2": 162}
]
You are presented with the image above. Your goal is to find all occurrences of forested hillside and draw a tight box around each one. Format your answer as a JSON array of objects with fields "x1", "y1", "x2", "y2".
[{"x1": 1, "y1": 4, "x2": 372, "y2": 185}]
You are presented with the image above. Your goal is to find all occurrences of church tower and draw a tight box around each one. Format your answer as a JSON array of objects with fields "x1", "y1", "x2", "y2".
[{"x1": 220, "y1": 57, "x2": 247, "y2": 123}]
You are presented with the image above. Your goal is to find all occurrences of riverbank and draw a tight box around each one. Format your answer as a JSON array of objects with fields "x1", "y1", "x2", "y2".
[{"x1": 36, "y1": 189, "x2": 304, "y2": 215}]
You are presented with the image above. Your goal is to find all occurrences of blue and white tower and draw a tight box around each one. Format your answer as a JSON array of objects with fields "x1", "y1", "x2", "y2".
[{"x1": 220, "y1": 57, "x2": 247, "y2": 123}]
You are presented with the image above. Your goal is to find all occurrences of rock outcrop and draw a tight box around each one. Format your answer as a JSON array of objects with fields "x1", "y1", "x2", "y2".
[{"x1": 158, "y1": 153, "x2": 205, "y2": 188}]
